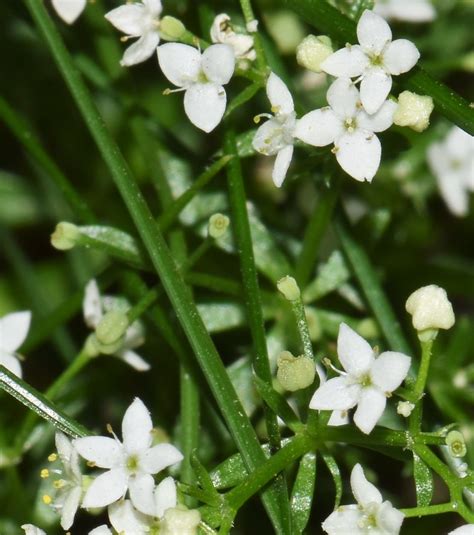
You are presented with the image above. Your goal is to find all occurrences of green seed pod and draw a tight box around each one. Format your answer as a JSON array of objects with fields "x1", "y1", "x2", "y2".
[{"x1": 446, "y1": 430, "x2": 467, "y2": 458}]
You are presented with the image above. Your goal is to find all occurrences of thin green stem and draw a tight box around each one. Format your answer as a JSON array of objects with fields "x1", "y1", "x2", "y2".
[
  {"x1": 409, "y1": 339, "x2": 434, "y2": 434},
  {"x1": 238, "y1": 0, "x2": 268, "y2": 73},
  {"x1": 400, "y1": 502, "x2": 456, "y2": 517},
  {"x1": 291, "y1": 296, "x2": 315, "y2": 362},
  {"x1": 180, "y1": 368, "x2": 200, "y2": 497}
]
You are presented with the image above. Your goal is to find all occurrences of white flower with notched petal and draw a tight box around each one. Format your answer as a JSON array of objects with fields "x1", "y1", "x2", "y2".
[
  {"x1": 295, "y1": 78, "x2": 396, "y2": 182},
  {"x1": 74, "y1": 398, "x2": 183, "y2": 516},
  {"x1": 83, "y1": 279, "x2": 150, "y2": 371},
  {"x1": 427, "y1": 126, "x2": 474, "y2": 217},
  {"x1": 309, "y1": 323, "x2": 411, "y2": 434},
  {"x1": 51, "y1": 0, "x2": 86, "y2": 24},
  {"x1": 252, "y1": 73, "x2": 298, "y2": 187},
  {"x1": 105, "y1": 0, "x2": 162, "y2": 67},
  {"x1": 322, "y1": 463, "x2": 404, "y2": 534},
  {"x1": 321, "y1": 10, "x2": 420, "y2": 114},
  {"x1": 0, "y1": 311, "x2": 31, "y2": 378},
  {"x1": 374, "y1": 0, "x2": 436, "y2": 23},
  {"x1": 157, "y1": 43, "x2": 235, "y2": 133}
]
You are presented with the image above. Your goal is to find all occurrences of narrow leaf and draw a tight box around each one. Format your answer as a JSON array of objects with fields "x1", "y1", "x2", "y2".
[
  {"x1": 413, "y1": 452, "x2": 434, "y2": 507},
  {"x1": 321, "y1": 452, "x2": 342, "y2": 509},
  {"x1": 190, "y1": 451, "x2": 220, "y2": 501},
  {"x1": 291, "y1": 452, "x2": 317, "y2": 534}
]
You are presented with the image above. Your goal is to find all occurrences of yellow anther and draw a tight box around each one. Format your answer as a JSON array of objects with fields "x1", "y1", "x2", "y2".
[
  {"x1": 163, "y1": 88, "x2": 172, "y2": 95},
  {"x1": 43, "y1": 494, "x2": 52, "y2": 505},
  {"x1": 53, "y1": 479, "x2": 66, "y2": 489},
  {"x1": 87, "y1": 460, "x2": 96, "y2": 468},
  {"x1": 48, "y1": 453, "x2": 58, "y2": 462},
  {"x1": 40, "y1": 469, "x2": 50, "y2": 479},
  {"x1": 253, "y1": 115, "x2": 261, "y2": 124},
  {"x1": 106, "y1": 423, "x2": 114, "y2": 434},
  {"x1": 271, "y1": 105, "x2": 281, "y2": 114}
]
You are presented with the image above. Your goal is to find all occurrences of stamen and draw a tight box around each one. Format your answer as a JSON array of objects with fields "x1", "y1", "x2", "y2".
[
  {"x1": 270, "y1": 105, "x2": 281, "y2": 114},
  {"x1": 87, "y1": 461, "x2": 96, "y2": 468},
  {"x1": 53, "y1": 479, "x2": 66, "y2": 489},
  {"x1": 40, "y1": 468, "x2": 50, "y2": 479},
  {"x1": 48, "y1": 453, "x2": 58, "y2": 462},
  {"x1": 43, "y1": 494, "x2": 52, "y2": 505},
  {"x1": 253, "y1": 112, "x2": 272, "y2": 124}
]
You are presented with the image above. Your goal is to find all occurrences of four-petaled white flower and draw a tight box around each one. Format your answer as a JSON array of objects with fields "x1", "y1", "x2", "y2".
[
  {"x1": 374, "y1": 0, "x2": 436, "y2": 23},
  {"x1": 83, "y1": 279, "x2": 150, "y2": 371},
  {"x1": 322, "y1": 463, "x2": 405, "y2": 534},
  {"x1": 210, "y1": 14, "x2": 256, "y2": 61},
  {"x1": 74, "y1": 398, "x2": 183, "y2": 516},
  {"x1": 295, "y1": 78, "x2": 396, "y2": 182},
  {"x1": 253, "y1": 73, "x2": 298, "y2": 187},
  {"x1": 51, "y1": 0, "x2": 86, "y2": 24},
  {"x1": 427, "y1": 126, "x2": 474, "y2": 217},
  {"x1": 105, "y1": 0, "x2": 162, "y2": 67},
  {"x1": 157, "y1": 43, "x2": 235, "y2": 133},
  {"x1": 309, "y1": 323, "x2": 411, "y2": 434},
  {"x1": 0, "y1": 311, "x2": 31, "y2": 378},
  {"x1": 321, "y1": 10, "x2": 420, "y2": 114}
]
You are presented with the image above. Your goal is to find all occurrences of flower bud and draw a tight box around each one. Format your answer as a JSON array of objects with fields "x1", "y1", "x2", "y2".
[
  {"x1": 160, "y1": 506, "x2": 201, "y2": 535},
  {"x1": 277, "y1": 351, "x2": 316, "y2": 392},
  {"x1": 277, "y1": 275, "x2": 300, "y2": 301},
  {"x1": 296, "y1": 35, "x2": 333, "y2": 73},
  {"x1": 393, "y1": 91, "x2": 434, "y2": 132},
  {"x1": 160, "y1": 16, "x2": 186, "y2": 41},
  {"x1": 84, "y1": 334, "x2": 101, "y2": 358},
  {"x1": 397, "y1": 401, "x2": 415, "y2": 418},
  {"x1": 208, "y1": 213, "x2": 230, "y2": 239},
  {"x1": 50, "y1": 222, "x2": 80, "y2": 251},
  {"x1": 406, "y1": 285, "x2": 455, "y2": 338},
  {"x1": 95, "y1": 310, "x2": 129, "y2": 346},
  {"x1": 446, "y1": 430, "x2": 467, "y2": 458}
]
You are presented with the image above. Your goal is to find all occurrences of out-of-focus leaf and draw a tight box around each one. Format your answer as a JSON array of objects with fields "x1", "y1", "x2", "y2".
[
  {"x1": 0, "y1": 171, "x2": 42, "y2": 225},
  {"x1": 321, "y1": 452, "x2": 342, "y2": 509},
  {"x1": 291, "y1": 451, "x2": 317, "y2": 534},
  {"x1": 413, "y1": 452, "x2": 433, "y2": 507},
  {"x1": 197, "y1": 303, "x2": 246, "y2": 333},
  {"x1": 227, "y1": 356, "x2": 259, "y2": 417},
  {"x1": 303, "y1": 251, "x2": 350, "y2": 303}
]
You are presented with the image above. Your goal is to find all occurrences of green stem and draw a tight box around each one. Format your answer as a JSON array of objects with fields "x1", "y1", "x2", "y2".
[
  {"x1": 180, "y1": 368, "x2": 200, "y2": 497},
  {"x1": 291, "y1": 296, "x2": 315, "y2": 362},
  {"x1": 238, "y1": 0, "x2": 268, "y2": 73},
  {"x1": 25, "y1": 3, "x2": 286, "y2": 529},
  {"x1": 409, "y1": 339, "x2": 434, "y2": 434},
  {"x1": 400, "y1": 502, "x2": 456, "y2": 517}
]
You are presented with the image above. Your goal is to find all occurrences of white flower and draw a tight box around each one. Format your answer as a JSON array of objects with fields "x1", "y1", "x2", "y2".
[
  {"x1": 0, "y1": 311, "x2": 31, "y2": 378},
  {"x1": 105, "y1": 0, "x2": 162, "y2": 67},
  {"x1": 374, "y1": 0, "x2": 436, "y2": 23},
  {"x1": 160, "y1": 506, "x2": 201, "y2": 535},
  {"x1": 295, "y1": 78, "x2": 396, "y2": 182},
  {"x1": 74, "y1": 398, "x2": 183, "y2": 515},
  {"x1": 322, "y1": 463, "x2": 404, "y2": 534},
  {"x1": 210, "y1": 14, "x2": 256, "y2": 61},
  {"x1": 108, "y1": 478, "x2": 176, "y2": 533},
  {"x1": 89, "y1": 526, "x2": 113, "y2": 535},
  {"x1": 449, "y1": 526, "x2": 474, "y2": 535},
  {"x1": 83, "y1": 279, "x2": 150, "y2": 371},
  {"x1": 309, "y1": 323, "x2": 411, "y2": 434},
  {"x1": 157, "y1": 43, "x2": 235, "y2": 133},
  {"x1": 21, "y1": 526, "x2": 46, "y2": 535},
  {"x1": 252, "y1": 73, "x2": 298, "y2": 187},
  {"x1": 321, "y1": 10, "x2": 420, "y2": 114},
  {"x1": 51, "y1": 0, "x2": 86, "y2": 24},
  {"x1": 428, "y1": 126, "x2": 474, "y2": 217},
  {"x1": 405, "y1": 285, "x2": 455, "y2": 332}
]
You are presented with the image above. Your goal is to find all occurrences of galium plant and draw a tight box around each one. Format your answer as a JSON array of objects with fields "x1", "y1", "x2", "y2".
[{"x1": 0, "y1": 0, "x2": 473, "y2": 533}]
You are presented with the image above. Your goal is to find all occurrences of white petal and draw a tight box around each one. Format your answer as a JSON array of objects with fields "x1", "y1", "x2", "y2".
[
  {"x1": 321, "y1": 45, "x2": 368, "y2": 78},
  {"x1": 104, "y1": 5, "x2": 147, "y2": 36},
  {"x1": 157, "y1": 43, "x2": 202, "y2": 87},
  {"x1": 335, "y1": 131, "x2": 381, "y2": 182},
  {"x1": 374, "y1": 0, "x2": 436, "y2": 23},
  {"x1": 449, "y1": 527, "x2": 474, "y2": 535},
  {"x1": 295, "y1": 108, "x2": 342, "y2": 147},
  {"x1": 121, "y1": 31, "x2": 160, "y2": 67},
  {"x1": 252, "y1": 118, "x2": 286, "y2": 156},
  {"x1": 122, "y1": 398, "x2": 153, "y2": 453},
  {"x1": 0, "y1": 351, "x2": 23, "y2": 378},
  {"x1": 337, "y1": 323, "x2": 374, "y2": 377},
  {"x1": 327, "y1": 410, "x2": 350, "y2": 427},
  {"x1": 82, "y1": 468, "x2": 128, "y2": 508},
  {"x1": 117, "y1": 350, "x2": 151, "y2": 371},
  {"x1": 427, "y1": 142, "x2": 449, "y2": 177},
  {"x1": 129, "y1": 473, "x2": 156, "y2": 515},
  {"x1": 73, "y1": 436, "x2": 122, "y2": 468},
  {"x1": 384, "y1": 39, "x2": 420, "y2": 75},
  {"x1": 327, "y1": 78, "x2": 360, "y2": 118},
  {"x1": 123, "y1": 322, "x2": 145, "y2": 349},
  {"x1": 322, "y1": 505, "x2": 365, "y2": 535},
  {"x1": 371, "y1": 351, "x2": 411, "y2": 393},
  {"x1": 89, "y1": 526, "x2": 113, "y2": 535},
  {"x1": 184, "y1": 83, "x2": 226, "y2": 132},
  {"x1": 353, "y1": 387, "x2": 387, "y2": 434},
  {"x1": 350, "y1": 463, "x2": 383, "y2": 506},
  {"x1": 309, "y1": 376, "x2": 361, "y2": 411},
  {"x1": 377, "y1": 500, "x2": 405, "y2": 533},
  {"x1": 357, "y1": 99, "x2": 396, "y2": 133},
  {"x1": 109, "y1": 499, "x2": 149, "y2": 534},
  {"x1": 155, "y1": 476, "x2": 177, "y2": 518},
  {"x1": 437, "y1": 172, "x2": 470, "y2": 217},
  {"x1": 60, "y1": 486, "x2": 82, "y2": 530},
  {"x1": 272, "y1": 145, "x2": 294, "y2": 188},
  {"x1": 360, "y1": 68, "x2": 392, "y2": 115},
  {"x1": 139, "y1": 443, "x2": 184, "y2": 474},
  {"x1": 21, "y1": 526, "x2": 47, "y2": 535},
  {"x1": 202, "y1": 44, "x2": 235, "y2": 85},
  {"x1": 0, "y1": 311, "x2": 31, "y2": 352},
  {"x1": 266, "y1": 72, "x2": 294, "y2": 115},
  {"x1": 52, "y1": 0, "x2": 86, "y2": 24},
  {"x1": 357, "y1": 10, "x2": 392, "y2": 55},
  {"x1": 445, "y1": 127, "x2": 474, "y2": 161},
  {"x1": 143, "y1": 0, "x2": 162, "y2": 16},
  {"x1": 55, "y1": 432, "x2": 73, "y2": 464},
  {"x1": 83, "y1": 280, "x2": 102, "y2": 328}
]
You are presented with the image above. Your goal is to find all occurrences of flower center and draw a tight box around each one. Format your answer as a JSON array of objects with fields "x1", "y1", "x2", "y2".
[
  {"x1": 344, "y1": 117, "x2": 357, "y2": 133},
  {"x1": 370, "y1": 53, "x2": 384, "y2": 67},
  {"x1": 197, "y1": 70, "x2": 209, "y2": 84},
  {"x1": 359, "y1": 373, "x2": 372, "y2": 388},
  {"x1": 126, "y1": 454, "x2": 139, "y2": 473}
]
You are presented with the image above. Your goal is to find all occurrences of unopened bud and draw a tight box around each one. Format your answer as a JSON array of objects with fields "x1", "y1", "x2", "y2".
[
  {"x1": 393, "y1": 91, "x2": 434, "y2": 132},
  {"x1": 446, "y1": 430, "x2": 467, "y2": 458},
  {"x1": 160, "y1": 16, "x2": 186, "y2": 41},
  {"x1": 208, "y1": 213, "x2": 230, "y2": 239},
  {"x1": 277, "y1": 276, "x2": 300, "y2": 301},
  {"x1": 95, "y1": 310, "x2": 128, "y2": 346},
  {"x1": 277, "y1": 351, "x2": 316, "y2": 392},
  {"x1": 160, "y1": 506, "x2": 201, "y2": 535},
  {"x1": 51, "y1": 222, "x2": 80, "y2": 250},
  {"x1": 296, "y1": 35, "x2": 333, "y2": 73},
  {"x1": 397, "y1": 401, "x2": 415, "y2": 418}
]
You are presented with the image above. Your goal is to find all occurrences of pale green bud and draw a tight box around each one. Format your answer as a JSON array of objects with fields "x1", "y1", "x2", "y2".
[
  {"x1": 397, "y1": 401, "x2": 415, "y2": 418},
  {"x1": 277, "y1": 351, "x2": 316, "y2": 392},
  {"x1": 95, "y1": 310, "x2": 128, "y2": 346},
  {"x1": 406, "y1": 285, "x2": 455, "y2": 338},
  {"x1": 277, "y1": 276, "x2": 300, "y2": 301},
  {"x1": 208, "y1": 213, "x2": 230, "y2": 239},
  {"x1": 160, "y1": 506, "x2": 201, "y2": 535},
  {"x1": 50, "y1": 222, "x2": 80, "y2": 251},
  {"x1": 160, "y1": 16, "x2": 186, "y2": 41},
  {"x1": 446, "y1": 430, "x2": 467, "y2": 458},
  {"x1": 393, "y1": 91, "x2": 434, "y2": 133},
  {"x1": 84, "y1": 334, "x2": 101, "y2": 358},
  {"x1": 296, "y1": 35, "x2": 333, "y2": 73}
]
